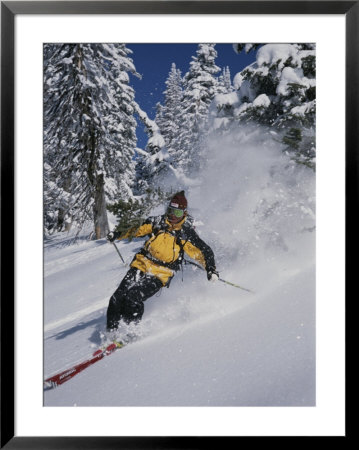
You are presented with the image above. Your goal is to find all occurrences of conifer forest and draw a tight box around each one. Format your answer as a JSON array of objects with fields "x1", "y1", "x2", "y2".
[{"x1": 44, "y1": 43, "x2": 316, "y2": 239}]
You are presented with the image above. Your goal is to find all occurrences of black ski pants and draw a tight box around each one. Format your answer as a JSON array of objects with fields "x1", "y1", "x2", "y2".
[{"x1": 106, "y1": 267, "x2": 163, "y2": 330}]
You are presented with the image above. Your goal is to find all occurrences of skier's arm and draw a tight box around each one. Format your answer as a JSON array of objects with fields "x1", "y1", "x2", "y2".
[
  {"x1": 130, "y1": 221, "x2": 153, "y2": 238},
  {"x1": 107, "y1": 218, "x2": 154, "y2": 242},
  {"x1": 182, "y1": 228, "x2": 216, "y2": 272}
]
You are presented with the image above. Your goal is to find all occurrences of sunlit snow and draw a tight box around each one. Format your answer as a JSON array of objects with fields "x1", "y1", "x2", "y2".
[{"x1": 44, "y1": 125, "x2": 315, "y2": 407}]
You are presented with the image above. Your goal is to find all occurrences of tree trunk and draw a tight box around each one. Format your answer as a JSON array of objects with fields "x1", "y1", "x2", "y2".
[{"x1": 93, "y1": 174, "x2": 109, "y2": 239}]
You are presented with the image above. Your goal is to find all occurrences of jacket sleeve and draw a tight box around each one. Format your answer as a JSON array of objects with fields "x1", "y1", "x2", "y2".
[
  {"x1": 115, "y1": 218, "x2": 154, "y2": 240},
  {"x1": 182, "y1": 227, "x2": 216, "y2": 271}
]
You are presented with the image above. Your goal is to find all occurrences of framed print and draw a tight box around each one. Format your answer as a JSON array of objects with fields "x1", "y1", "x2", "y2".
[{"x1": 1, "y1": 0, "x2": 355, "y2": 447}]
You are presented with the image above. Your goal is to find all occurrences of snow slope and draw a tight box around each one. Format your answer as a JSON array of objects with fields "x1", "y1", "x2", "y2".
[{"x1": 44, "y1": 127, "x2": 316, "y2": 407}]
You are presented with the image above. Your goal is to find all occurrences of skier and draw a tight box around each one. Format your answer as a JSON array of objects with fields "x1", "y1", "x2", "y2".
[{"x1": 106, "y1": 191, "x2": 218, "y2": 331}]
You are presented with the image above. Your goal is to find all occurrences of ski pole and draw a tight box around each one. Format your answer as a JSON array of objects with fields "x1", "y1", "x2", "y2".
[
  {"x1": 112, "y1": 242, "x2": 125, "y2": 264},
  {"x1": 218, "y1": 278, "x2": 253, "y2": 293},
  {"x1": 184, "y1": 259, "x2": 253, "y2": 293}
]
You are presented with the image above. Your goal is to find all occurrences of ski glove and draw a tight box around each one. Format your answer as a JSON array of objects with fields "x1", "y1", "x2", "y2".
[
  {"x1": 106, "y1": 231, "x2": 117, "y2": 243},
  {"x1": 207, "y1": 268, "x2": 219, "y2": 282}
]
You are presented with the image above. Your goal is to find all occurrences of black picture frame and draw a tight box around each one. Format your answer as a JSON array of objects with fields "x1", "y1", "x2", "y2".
[{"x1": 1, "y1": 1, "x2": 354, "y2": 447}]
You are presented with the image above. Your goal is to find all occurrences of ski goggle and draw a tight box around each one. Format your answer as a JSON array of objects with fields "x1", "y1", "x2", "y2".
[{"x1": 167, "y1": 207, "x2": 185, "y2": 218}]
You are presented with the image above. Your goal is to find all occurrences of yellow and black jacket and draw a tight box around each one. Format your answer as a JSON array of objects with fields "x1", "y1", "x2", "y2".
[{"x1": 115, "y1": 215, "x2": 216, "y2": 286}]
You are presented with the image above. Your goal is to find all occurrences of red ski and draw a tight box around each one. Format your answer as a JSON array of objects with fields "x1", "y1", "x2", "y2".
[{"x1": 44, "y1": 341, "x2": 124, "y2": 390}]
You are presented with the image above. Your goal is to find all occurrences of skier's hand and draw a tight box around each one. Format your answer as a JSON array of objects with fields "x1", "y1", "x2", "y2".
[
  {"x1": 106, "y1": 231, "x2": 117, "y2": 243},
  {"x1": 207, "y1": 268, "x2": 219, "y2": 282}
]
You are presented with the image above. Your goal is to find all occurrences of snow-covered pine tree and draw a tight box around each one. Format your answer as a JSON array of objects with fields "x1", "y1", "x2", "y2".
[
  {"x1": 43, "y1": 44, "x2": 75, "y2": 234},
  {"x1": 134, "y1": 103, "x2": 169, "y2": 187},
  {"x1": 233, "y1": 43, "x2": 261, "y2": 55},
  {"x1": 155, "y1": 63, "x2": 183, "y2": 150},
  {"x1": 207, "y1": 66, "x2": 236, "y2": 134},
  {"x1": 217, "y1": 66, "x2": 234, "y2": 94},
  {"x1": 171, "y1": 44, "x2": 221, "y2": 174},
  {"x1": 43, "y1": 161, "x2": 74, "y2": 234},
  {"x1": 44, "y1": 43, "x2": 140, "y2": 238},
  {"x1": 211, "y1": 43, "x2": 316, "y2": 167},
  {"x1": 236, "y1": 43, "x2": 316, "y2": 166},
  {"x1": 97, "y1": 44, "x2": 139, "y2": 204}
]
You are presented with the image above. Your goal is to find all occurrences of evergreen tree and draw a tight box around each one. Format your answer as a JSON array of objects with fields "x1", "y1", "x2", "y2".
[
  {"x1": 211, "y1": 43, "x2": 316, "y2": 167},
  {"x1": 43, "y1": 43, "x2": 140, "y2": 238},
  {"x1": 217, "y1": 66, "x2": 234, "y2": 94},
  {"x1": 171, "y1": 44, "x2": 221, "y2": 174},
  {"x1": 233, "y1": 43, "x2": 261, "y2": 55},
  {"x1": 134, "y1": 103, "x2": 170, "y2": 188},
  {"x1": 43, "y1": 161, "x2": 74, "y2": 234},
  {"x1": 98, "y1": 44, "x2": 140, "y2": 203},
  {"x1": 155, "y1": 63, "x2": 183, "y2": 150}
]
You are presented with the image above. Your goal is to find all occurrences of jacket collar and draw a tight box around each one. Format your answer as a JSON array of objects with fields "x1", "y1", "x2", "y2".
[{"x1": 165, "y1": 215, "x2": 186, "y2": 231}]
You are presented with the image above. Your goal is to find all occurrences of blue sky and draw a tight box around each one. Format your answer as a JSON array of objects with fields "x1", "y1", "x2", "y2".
[{"x1": 126, "y1": 43, "x2": 256, "y2": 148}]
